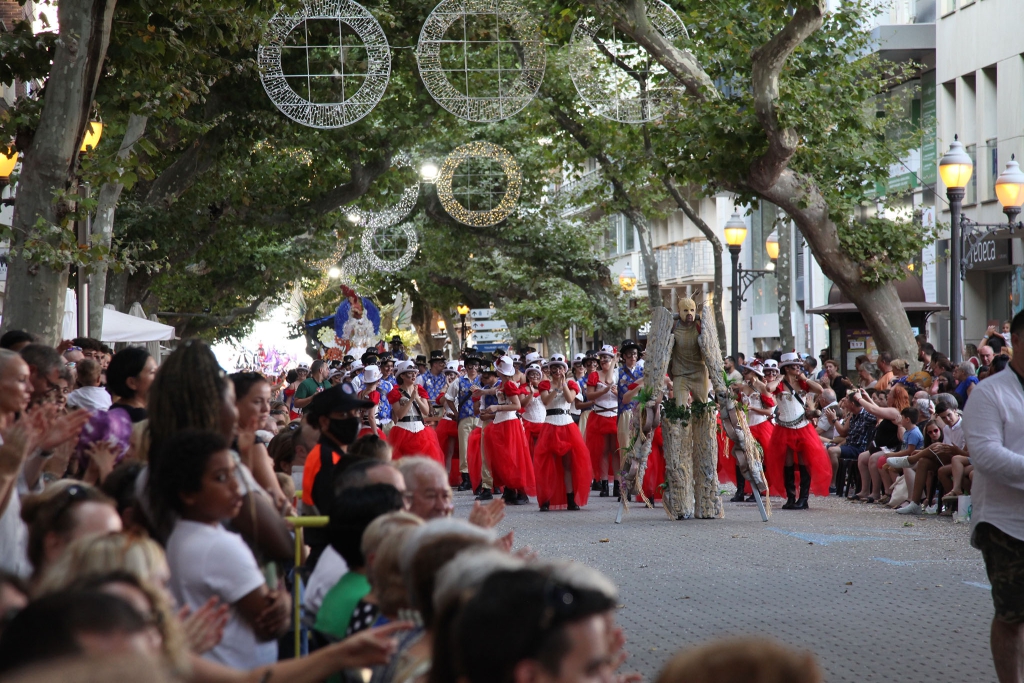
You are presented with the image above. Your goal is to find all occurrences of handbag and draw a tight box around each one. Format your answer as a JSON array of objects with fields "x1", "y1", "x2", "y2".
[{"x1": 887, "y1": 475, "x2": 908, "y2": 509}]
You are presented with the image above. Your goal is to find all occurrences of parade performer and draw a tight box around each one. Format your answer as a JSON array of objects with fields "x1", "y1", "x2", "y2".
[
  {"x1": 520, "y1": 364, "x2": 546, "y2": 456},
  {"x1": 479, "y1": 356, "x2": 536, "y2": 505},
  {"x1": 584, "y1": 345, "x2": 619, "y2": 497},
  {"x1": 387, "y1": 360, "x2": 445, "y2": 464},
  {"x1": 467, "y1": 363, "x2": 499, "y2": 500},
  {"x1": 617, "y1": 339, "x2": 644, "y2": 500},
  {"x1": 376, "y1": 355, "x2": 396, "y2": 435},
  {"x1": 450, "y1": 354, "x2": 482, "y2": 491},
  {"x1": 534, "y1": 354, "x2": 591, "y2": 511},
  {"x1": 764, "y1": 352, "x2": 832, "y2": 508},
  {"x1": 355, "y1": 364, "x2": 384, "y2": 439},
  {"x1": 435, "y1": 361, "x2": 463, "y2": 486},
  {"x1": 724, "y1": 360, "x2": 775, "y2": 501},
  {"x1": 570, "y1": 354, "x2": 587, "y2": 426}
]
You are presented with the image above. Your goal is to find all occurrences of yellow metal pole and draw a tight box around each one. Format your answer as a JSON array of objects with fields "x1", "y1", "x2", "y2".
[{"x1": 285, "y1": 517, "x2": 330, "y2": 659}]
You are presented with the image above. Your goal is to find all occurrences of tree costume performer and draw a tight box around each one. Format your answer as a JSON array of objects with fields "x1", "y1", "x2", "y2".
[
  {"x1": 387, "y1": 360, "x2": 445, "y2": 464},
  {"x1": 434, "y1": 361, "x2": 463, "y2": 486},
  {"x1": 584, "y1": 345, "x2": 620, "y2": 498},
  {"x1": 534, "y1": 354, "x2": 591, "y2": 511},
  {"x1": 764, "y1": 352, "x2": 832, "y2": 509},
  {"x1": 520, "y1": 364, "x2": 546, "y2": 457},
  {"x1": 355, "y1": 365, "x2": 384, "y2": 439},
  {"x1": 479, "y1": 356, "x2": 536, "y2": 505}
]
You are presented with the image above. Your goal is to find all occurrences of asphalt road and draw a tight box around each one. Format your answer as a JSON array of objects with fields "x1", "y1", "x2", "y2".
[{"x1": 457, "y1": 488, "x2": 996, "y2": 682}]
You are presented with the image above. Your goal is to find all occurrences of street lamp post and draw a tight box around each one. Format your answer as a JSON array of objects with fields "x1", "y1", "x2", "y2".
[
  {"x1": 939, "y1": 136, "x2": 974, "y2": 364},
  {"x1": 724, "y1": 211, "x2": 777, "y2": 362},
  {"x1": 457, "y1": 304, "x2": 470, "y2": 350}
]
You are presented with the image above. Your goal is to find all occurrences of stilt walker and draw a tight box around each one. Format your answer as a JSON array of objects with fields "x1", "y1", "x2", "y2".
[{"x1": 534, "y1": 354, "x2": 591, "y2": 511}]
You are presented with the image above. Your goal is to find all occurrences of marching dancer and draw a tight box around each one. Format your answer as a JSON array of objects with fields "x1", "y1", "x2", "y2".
[
  {"x1": 724, "y1": 360, "x2": 776, "y2": 501},
  {"x1": 387, "y1": 360, "x2": 445, "y2": 464},
  {"x1": 534, "y1": 354, "x2": 591, "y2": 510},
  {"x1": 435, "y1": 360, "x2": 463, "y2": 486},
  {"x1": 449, "y1": 353, "x2": 482, "y2": 491},
  {"x1": 377, "y1": 354, "x2": 396, "y2": 435},
  {"x1": 355, "y1": 364, "x2": 384, "y2": 439},
  {"x1": 585, "y1": 345, "x2": 620, "y2": 497},
  {"x1": 764, "y1": 352, "x2": 832, "y2": 508},
  {"x1": 520, "y1": 363, "x2": 546, "y2": 456},
  {"x1": 479, "y1": 356, "x2": 536, "y2": 505}
]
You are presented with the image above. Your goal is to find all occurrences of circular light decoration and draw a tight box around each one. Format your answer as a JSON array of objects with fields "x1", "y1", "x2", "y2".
[
  {"x1": 346, "y1": 153, "x2": 420, "y2": 229},
  {"x1": 416, "y1": 0, "x2": 545, "y2": 122},
  {"x1": 258, "y1": 0, "x2": 391, "y2": 129},
  {"x1": 341, "y1": 253, "x2": 367, "y2": 277},
  {"x1": 361, "y1": 223, "x2": 419, "y2": 272},
  {"x1": 436, "y1": 141, "x2": 522, "y2": 227},
  {"x1": 568, "y1": 0, "x2": 688, "y2": 123}
]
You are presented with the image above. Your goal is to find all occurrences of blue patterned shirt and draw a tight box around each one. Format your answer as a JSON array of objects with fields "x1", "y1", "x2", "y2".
[
  {"x1": 377, "y1": 376, "x2": 396, "y2": 422},
  {"x1": 457, "y1": 375, "x2": 482, "y2": 420},
  {"x1": 618, "y1": 364, "x2": 644, "y2": 414},
  {"x1": 418, "y1": 370, "x2": 448, "y2": 401}
]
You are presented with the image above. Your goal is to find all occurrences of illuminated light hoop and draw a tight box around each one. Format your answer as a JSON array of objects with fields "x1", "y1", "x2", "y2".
[
  {"x1": 436, "y1": 141, "x2": 521, "y2": 227},
  {"x1": 346, "y1": 153, "x2": 420, "y2": 229},
  {"x1": 258, "y1": 0, "x2": 391, "y2": 129},
  {"x1": 361, "y1": 222, "x2": 419, "y2": 272},
  {"x1": 416, "y1": 0, "x2": 546, "y2": 122},
  {"x1": 568, "y1": 0, "x2": 687, "y2": 123}
]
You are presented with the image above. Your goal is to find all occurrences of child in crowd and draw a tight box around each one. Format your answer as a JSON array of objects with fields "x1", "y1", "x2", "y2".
[
  {"x1": 66, "y1": 359, "x2": 111, "y2": 411},
  {"x1": 155, "y1": 430, "x2": 291, "y2": 669}
]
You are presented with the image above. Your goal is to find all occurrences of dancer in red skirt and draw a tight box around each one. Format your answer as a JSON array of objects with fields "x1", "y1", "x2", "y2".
[
  {"x1": 584, "y1": 345, "x2": 619, "y2": 497},
  {"x1": 764, "y1": 352, "x2": 832, "y2": 508},
  {"x1": 356, "y1": 364, "x2": 384, "y2": 439},
  {"x1": 723, "y1": 360, "x2": 776, "y2": 501},
  {"x1": 434, "y1": 361, "x2": 463, "y2": 486},
  {"x1": 387, "y1": 359, "x2": 445, "y2": 464},
  {"x1": 534, "y1": 354, "x2": 591, "y2": 511},
  {"x1": 520, "y1": 364, "x2": 546, "y2": 456},
  {"x1": 479, "y1": 356, "x2": 536, "y2": 504}
]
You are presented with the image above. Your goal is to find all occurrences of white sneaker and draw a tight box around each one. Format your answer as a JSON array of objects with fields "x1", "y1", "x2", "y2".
[
  {"x1": 924, "y1": 504, "x2": 938, "y2": 515},
  {"x1": 896, "y1": 502, "x2": 921, "y2": 515}
]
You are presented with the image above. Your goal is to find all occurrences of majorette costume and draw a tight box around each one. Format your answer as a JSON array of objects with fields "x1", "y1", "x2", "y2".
[
  {"x1": 643, "y1": 425, "x2": 665, "y2": 502},
  {"x1": 521, "y1": 364, "x2": 546, "y2": 456},
  {"x1": 533, "y1": 355, "x2": 591, "y2": 511},
  {"x1": 763, "y1": 352, "x2": 832, "y2": 508},
  {"x1": 434, "y1": 361, "x2": 463, "y2": 486},
  {"x1": 355, "y1": 364, "x2": 385, "y2": 440},
  {"x1": 482, "y1": 356, "x2": 536, "y2": 500},
  {"x1": 720, "y1": 360, "x2": 776, "y2": 500},
  {"x1": 387, "y1": 360, "x2": 445, "y2": 464},
  {"x1": 585, "y1": 345, "x2": 619, "y2": 491}
]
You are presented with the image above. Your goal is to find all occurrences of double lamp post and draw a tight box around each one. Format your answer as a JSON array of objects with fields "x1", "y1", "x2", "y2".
[
  {"x1": 724, "y1": 211, "x2": 780, "y2": 362},
  {"x1": 939, "y1": 136, "x2": 1024, "y2": 363}
]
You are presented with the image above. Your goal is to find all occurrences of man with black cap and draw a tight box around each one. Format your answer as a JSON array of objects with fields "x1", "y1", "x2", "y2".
[
  {"x1": 389, "y1": 335, "x2": 407, "y2": 361},
  {"x1": 300, "y1": 384, "x2": 376, "y2": 518},
  {"x1": 449, "y1": 351, "x2": 483, "y2": 490},
  {"x1": 415, "y1": 354, "x2": 428, "y2": 377}
]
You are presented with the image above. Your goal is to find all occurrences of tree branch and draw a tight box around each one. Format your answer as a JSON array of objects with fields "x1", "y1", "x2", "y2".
[{"x1": 748, "y1": 2, "x2": 825, "y2": 191}]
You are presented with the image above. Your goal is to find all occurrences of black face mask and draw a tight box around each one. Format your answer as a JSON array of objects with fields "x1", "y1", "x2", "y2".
[{"x1": 327, "y1": 416, "x2": 359, "y2": 445}]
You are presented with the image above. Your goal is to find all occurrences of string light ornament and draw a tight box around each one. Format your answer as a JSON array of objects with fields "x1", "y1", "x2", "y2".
[
  {"x1": 416, "y1": 0, "x2": 545, "y2": 122},
  {"x1": 436, "y1": 141, "x2": 521, "y2": 227},
  {"x1": 345, "y1": 153, "x2": 420, "y2": 229},
  {"x1": 361, "y1": 222, "x2": 419, "y2": 271},
  {"x1": 568, "y1": 0, "x2": 687, "y2": 123},
  {"x1": 341, "y1": 253, "x2": 368, "y2": 277},
  {"x1": 259, "y1": 0, "x2": 391, "y2": 128}
]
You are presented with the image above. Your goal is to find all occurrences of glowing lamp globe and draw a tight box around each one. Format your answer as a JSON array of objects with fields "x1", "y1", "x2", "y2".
[
  {"x1": 80, "y1": 121, "x2": 104, "y2": 153},
  {"x1": 995, "y1": 155, "x2": 1024, "y2": 211},
  {"x1": 765, "y1": 230, "x2": 780, "y2": 261},
  {"x1": 457, "y1": 304, "x2": 470, "y2": 316},
  {"x1": 938, "y1": 136, "x2": 974, "y2": 190},
  {"x1": 723, "y1": 211, "x2": 747, "y2": 248},
  {"x1": 421, "y1": 163, "x2": 439, "y2": 182},
  {"x1": 0, "y1": 148, "x2": 17, "y2": 180},
  {"x1": 619, "y1": 264, "x2": 638, "y2": 292}
]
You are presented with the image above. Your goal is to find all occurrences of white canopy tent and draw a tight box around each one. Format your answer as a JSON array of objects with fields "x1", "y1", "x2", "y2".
[{"x1": 62, "y1": 290, "x2": 175, "y2": 343}]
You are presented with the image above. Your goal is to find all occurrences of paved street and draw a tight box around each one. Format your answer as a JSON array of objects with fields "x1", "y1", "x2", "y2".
[{"x1": 457, "y1": 488, "x2": 995, "y2": 682}]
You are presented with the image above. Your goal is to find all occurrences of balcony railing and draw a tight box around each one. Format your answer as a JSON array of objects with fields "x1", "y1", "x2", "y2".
[{"x1": 638, "y1": 240, "x2": 716, "y2": 284}]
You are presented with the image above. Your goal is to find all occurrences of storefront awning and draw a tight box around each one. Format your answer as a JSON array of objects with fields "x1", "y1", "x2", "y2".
[{"x1": 806, "y1": 275, "x2": 947, "y2": 315}]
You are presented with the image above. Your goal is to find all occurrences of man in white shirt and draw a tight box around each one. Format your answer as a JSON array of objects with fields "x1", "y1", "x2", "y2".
[{"x1": 963, "y1": 310, "x2": 1024, "y2": 683}]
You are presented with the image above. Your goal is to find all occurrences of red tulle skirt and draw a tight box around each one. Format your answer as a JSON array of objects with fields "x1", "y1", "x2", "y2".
[
  {"x1": 534, "y1": 423, "x2": 591, "y2": 509},
  {"x1": 435, "y1": 419, "x2": 461, "y2": 486},
  {"x1": 718, "y1": 420, "x2": 776, "y2": 493},
  {"x1": 388, "y1": 425, "x2": 445, "y2": 465},
  {"x1": 357, "y1": 424, "x2": 384, "y2": 440},
  {"x1": 641, "y1": 426, "x2": 665, "y2": 502},
  {"x1": 484, "y1": 419, "x2": 536, "y2": 495},
  {"x1": 585, "y1": 413, "x2": 619, "y2": 480},
  {"x1": 468, "y1": 426, "x2": 484, "y2": 492},
  {"x1": 716, "y1": 418, "x2": 732, "y2": 484},
  {"x1": 763, "y1": 423, "x2": 832, "y2": 497},
  {"x1": 523, "y1": 420, "x2": 544, "y2": 458}
]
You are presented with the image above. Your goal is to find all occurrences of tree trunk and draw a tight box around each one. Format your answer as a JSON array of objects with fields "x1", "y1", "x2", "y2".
[
  {"x1": 89, "y1": 113, "x2": 148, "y2": 336},
  {"x1": 776, "y1": 212, "x2": 795, "y2": 352},
  {"x1": 662, "y1": 177, "x2": 727, "y2": 353},
  {"x1": 1, "y1": 0, "x2": 118, "y2": 343},
  {"x1": 439, "y1": 309, "x2": 461, "y2": 358},
  {"x1": 544, "y1": 330, "x2": 566, "y2": 355},
  {"x1": 624, "y1": 210, "x2": 662, "y2": 309}
]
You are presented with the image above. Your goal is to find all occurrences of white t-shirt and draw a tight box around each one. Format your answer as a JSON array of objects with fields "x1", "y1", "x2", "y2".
[
  {"x1": 943, "y1": 417, "x2": 966, "y2": 450},
  {"x1": 303, "y1": 544, "x2": 348, "y2": 618},
  {"x1": 166, "y1": 520, "x2": 276, "y2": 669}
]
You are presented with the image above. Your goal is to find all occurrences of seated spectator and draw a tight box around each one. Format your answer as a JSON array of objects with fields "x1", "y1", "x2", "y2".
[
  {"x1": 352, "y1": 512, "x2": 423, "y2": 637},
  {"x1": 153, "y1": 429, "x2": 292, "y2": 668},
  {"x1": 887, "y1": 400, "x2": 966, "y2": 515},
  {"x1": 939, "y1": 453, "x2": 973, "y2": 508},
  {"x1": 397, "y1": 457, "x2": 455, "y2": 520},
  {"x1": 857, "y1": 362, "x2": 879, "y2": 389},
  {"x1": 814, "y1": 389, "x2": 839, "y2": 446},
  {"x1": 656, "y1": 637, "x2": 822, "y2": 683},
  {"x1": 952, "y1": 361, "x2": 978, "y2": 409},
  {"x1": 850, "y1": 386, "x2": 907, "y2": 503},
  {"x1": 878, "y1": 407, "x2": 923, "y2": 507},
  {"x1": 827, "y1": 396, "x2": 876, "y2": 497},
  {"x1": 106, "y1": 347, "x2": 156, "y2": 423},
  {"x1": 66, "y1": 359, "x2": 110, "y2": 411}
]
